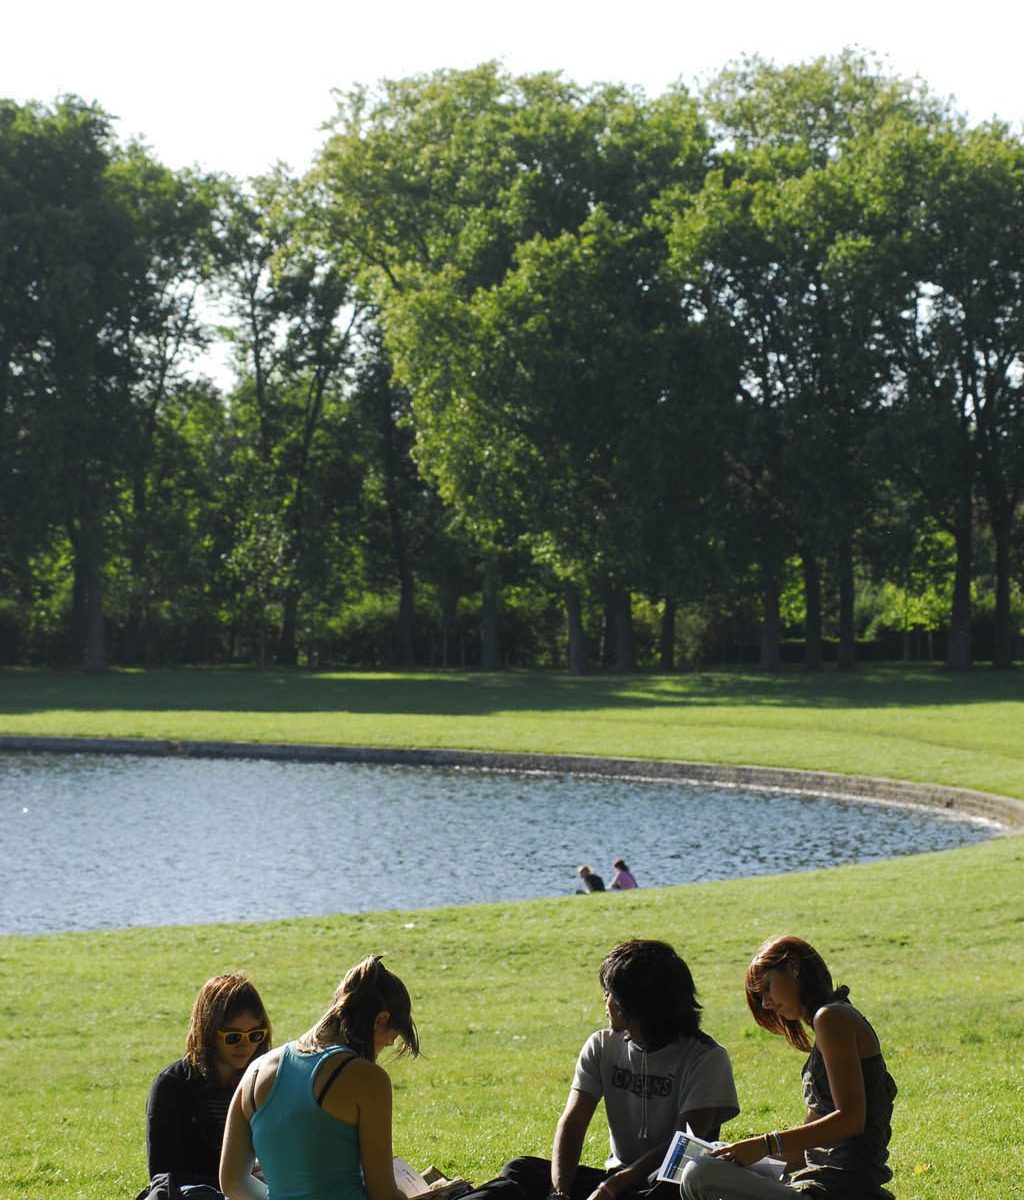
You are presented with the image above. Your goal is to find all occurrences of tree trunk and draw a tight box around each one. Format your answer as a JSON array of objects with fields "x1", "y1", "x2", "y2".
[
  {"x1": 836, "y1": 542, "x2": 856, "y2": 672},
  {"x1": 122, "y1": 614, "x2": 142, "y2": 667},
  {"x1": 946, "y1": 512, "x2": 973, "y2": 670},
  {"x1": 83, "y1": 556, "x2": 106, "y2": 671},
  {"x1": 800, "y1": 551, "x2": 823, "y2": 671},
  {"x1": 385, "y1": 474, "x2": 415, "y2": 668},
  {"x1": 759, "y1": 565, "x2": 782, "y2": 671},
  {"x1": 601, "y1": 599, "x2": 616, "y2": 667},
  {"x1": 439, "y1": 588, "x2": 458, "y2": 669},
  {"x1": 123, "y1": 474, "x2": 148, "y2": 667},
  {"x1": 614, "y1": 589, "x2": 634, "y2": 672},
  {"x1": 565, "y1": 582, "x2": 588, "y2": 676},
  {"x1": 277, "y1": 588, "x2": 299, "y2": 666},
  {"x1": 395, "y1": 565, "x2": 415, "y2": 667},
  {"x1": 659, "y1": 597, "x2": 677, "y2": 671},
  {"x1": 991, "y1": 513, "x2": 1015, "y2": 669},
  {"x1": 480, "y1": 561, "x2": 500, "y2": 670},
  {"x1": 71, "y1": 551, "x2": 88, "y2": 666},
  {"x1": 70, "y1": 515, "x2": 107, "y2": 671}
]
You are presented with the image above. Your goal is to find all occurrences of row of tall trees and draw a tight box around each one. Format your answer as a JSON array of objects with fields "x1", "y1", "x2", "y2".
[{"x1": 2, "y1": 54, "x2": 1022, "y2": 672}]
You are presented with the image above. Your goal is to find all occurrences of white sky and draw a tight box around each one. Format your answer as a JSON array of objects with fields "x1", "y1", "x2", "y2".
[{"x1": 5, "y1": 0, "x2": 1024, "y2": 180}]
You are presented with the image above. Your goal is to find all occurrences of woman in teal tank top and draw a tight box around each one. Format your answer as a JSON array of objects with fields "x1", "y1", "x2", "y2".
[{"x1": 220, "y1": 955, "x2": 420, "y2": 1200}]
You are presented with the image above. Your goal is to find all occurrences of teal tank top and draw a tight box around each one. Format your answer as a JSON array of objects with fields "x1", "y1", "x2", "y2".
[{"x1": 251, "y1": 1042, "x2": 367, "y2": 1200}]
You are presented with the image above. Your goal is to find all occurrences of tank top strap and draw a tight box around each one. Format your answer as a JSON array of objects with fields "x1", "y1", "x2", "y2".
[{"x1": 315, "y1": 1048, "x2": 358, "y2": 1105}]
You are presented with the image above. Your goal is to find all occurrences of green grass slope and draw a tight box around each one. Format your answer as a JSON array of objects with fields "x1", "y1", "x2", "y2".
[
  {"x1": 1, "y1": 665, "x2": 1022, "y2": 1200},
  {"x1": 2, "y1": 665, "x2": 1024, "y2": 796},
  {"x1": 1, "y1": 838, "x2": 1022, "y2": 1200}
]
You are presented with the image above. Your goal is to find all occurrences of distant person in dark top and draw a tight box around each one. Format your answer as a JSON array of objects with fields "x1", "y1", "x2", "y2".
[
  {"x1": 576, "y1": 864, "x2": 606, "y2": 892},
  {"x1": 146, "y1": 973, "x2": 271, "y2": 1194},
  {"x1": 610, "y1": 859, "x2": 638, "y2": 890}
]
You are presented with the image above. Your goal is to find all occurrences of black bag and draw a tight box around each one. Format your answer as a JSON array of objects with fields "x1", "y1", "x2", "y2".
[
  {"x1": 135, "y1": 1175, "x2": 222, "y2": 1200},
  {"x1": 135, "y1": 1174, "x2": 180, "y2": 1200}
]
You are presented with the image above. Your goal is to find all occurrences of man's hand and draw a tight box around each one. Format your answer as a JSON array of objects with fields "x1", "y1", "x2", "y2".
[{"x1": 584, "y1": 1179, "x2": 617, "y2": 1200}]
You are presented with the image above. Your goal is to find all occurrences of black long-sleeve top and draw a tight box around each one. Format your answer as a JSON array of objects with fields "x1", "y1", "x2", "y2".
[{"x1": 146, "y1": 1058, "x2": 234, "y2": 1188}]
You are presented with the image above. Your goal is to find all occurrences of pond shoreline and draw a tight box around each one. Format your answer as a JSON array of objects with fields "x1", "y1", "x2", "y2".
[{"x1": 3, "y1": 733, "x2": 1022, "y2": 832}]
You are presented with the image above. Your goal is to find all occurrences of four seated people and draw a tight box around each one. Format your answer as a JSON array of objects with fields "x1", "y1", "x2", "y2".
[{"x1": 142, "y1": 937, "x2": 894, "y2": 1200}]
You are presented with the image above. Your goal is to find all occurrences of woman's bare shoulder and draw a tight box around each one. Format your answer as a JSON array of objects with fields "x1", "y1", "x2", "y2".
[
  {"x1": 342, "y1": 1055, "x2": 388, "y2": 1086},
  {"x1": 813, "y1": 1002, "x2": 880, "y2": 1054},
  {"x1": 244, "y1": 1046, "x2": 285, "y2": 1105},
  {"x1": 252, "y1": 1045, "x2": 287, "y2": 1070},
  {"x1": 813, "y1": 1001, "x2": 859, "y2": 1026}
]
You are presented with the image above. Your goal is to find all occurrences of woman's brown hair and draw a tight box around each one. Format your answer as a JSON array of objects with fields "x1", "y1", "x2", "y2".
[
  {"x1": 297, "y1": 955, "x2": 419, "y2": 1060},
  {"x1": 185, "y1": 973, "x2": 271, "y2": 1078},
  {"x1": 745, "y1": 936, "x2": 837, "y2": 1052}
]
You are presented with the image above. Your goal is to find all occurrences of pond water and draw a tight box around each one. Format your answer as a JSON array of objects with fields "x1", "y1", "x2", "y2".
[{"x1": 0, "y1": 752, "x2": 997, "y2": 935}]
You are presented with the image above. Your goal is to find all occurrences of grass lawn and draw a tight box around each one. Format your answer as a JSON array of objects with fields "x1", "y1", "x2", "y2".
[
  {"x1": 2, "y1": 663, "x2": 1024, "y2": 796},
  {"x1": 1, "y1": 664, "x2": 1023, "y2": 1200},
  {"x1": 1, "y1": 840, "x2": 1022, "y2": 1200}
]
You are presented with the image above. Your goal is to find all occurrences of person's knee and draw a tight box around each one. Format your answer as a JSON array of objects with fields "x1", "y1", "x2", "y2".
[
  {"x1": 678, "y1": 1158, "x2": 715, "y2": 1200},
  {"x1": 499, "y1": 1157, "x2": 550, "y2": 1200},
  {"x1": 501, "y1": 1156, "x2": 548, "y2": 1179},
  {"x1": 640, "y1": 1183, "x2": 679, "y2": 1200}
]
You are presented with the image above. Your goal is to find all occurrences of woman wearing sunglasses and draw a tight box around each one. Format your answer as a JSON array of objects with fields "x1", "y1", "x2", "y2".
[
  {"x1": 146, "y1": 973, "x2": 272, "y2": 1196},
  {"x1": 220, "y1": 954, "x2": 419, "y2": 1200}
]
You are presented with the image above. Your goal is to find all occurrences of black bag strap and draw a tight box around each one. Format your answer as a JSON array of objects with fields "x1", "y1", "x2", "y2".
[
  {"x1": 134, "y1": 1174, "x2": 179, "y2": 1200},
  {"x1": 247, "y1": 1066, "x2": 259, "y2": 1116},
  {"x1": 316, "y1": 1053, "x2": 356, "y2": 1106}
]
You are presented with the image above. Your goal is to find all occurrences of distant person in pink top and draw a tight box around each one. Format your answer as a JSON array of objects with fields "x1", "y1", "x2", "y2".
[{"x1": 610, "y1": 859, "x2": 638, "y2": 890}]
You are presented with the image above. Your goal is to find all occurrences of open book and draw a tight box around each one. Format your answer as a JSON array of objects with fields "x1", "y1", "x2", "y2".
[
  {"x1": 656, "y1": 1129, "x2": 726, "y2": 1182},
  {"x1": 657, "y1": 1129, "x2": 786, "y2": 1184},
  {"x1": 393, "y1": 1157, "x2": 474, "y2": 1200}
]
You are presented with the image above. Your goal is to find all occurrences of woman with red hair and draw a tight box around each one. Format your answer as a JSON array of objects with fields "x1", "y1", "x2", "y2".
[{"x1": 680, "y1": 936, "x2": 896, "y2": 1200}]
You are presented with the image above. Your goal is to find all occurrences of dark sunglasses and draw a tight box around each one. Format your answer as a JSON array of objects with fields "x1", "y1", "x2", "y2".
[{"x1": 217, "y1": 1027, "x2": 268, "y2": 1046}]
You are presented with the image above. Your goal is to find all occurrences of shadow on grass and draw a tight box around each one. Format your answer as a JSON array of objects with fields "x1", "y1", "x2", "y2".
[{"x1": 0, "y1": 663, "x2": 1020, "y2": 718}]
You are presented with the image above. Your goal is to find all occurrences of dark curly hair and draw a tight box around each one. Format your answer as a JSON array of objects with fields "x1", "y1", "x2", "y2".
[{"x1": 599, "y1": 939, "x2": 702, "y2": 1047}]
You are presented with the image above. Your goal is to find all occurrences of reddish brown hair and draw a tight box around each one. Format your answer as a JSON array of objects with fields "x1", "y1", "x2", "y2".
[{"x1": 745, "y1": 936, "x2": 835, "y2": 1052}]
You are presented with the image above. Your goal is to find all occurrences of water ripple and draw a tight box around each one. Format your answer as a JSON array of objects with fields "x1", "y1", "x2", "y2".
[{"x1": 0, "y1": 753, "x2": 995, "y2": 934}]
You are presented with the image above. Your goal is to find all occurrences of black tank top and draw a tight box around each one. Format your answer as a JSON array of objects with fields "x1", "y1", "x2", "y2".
[{"x1": 789, "y1": 987, "x2": 898, "y2": 1200}]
